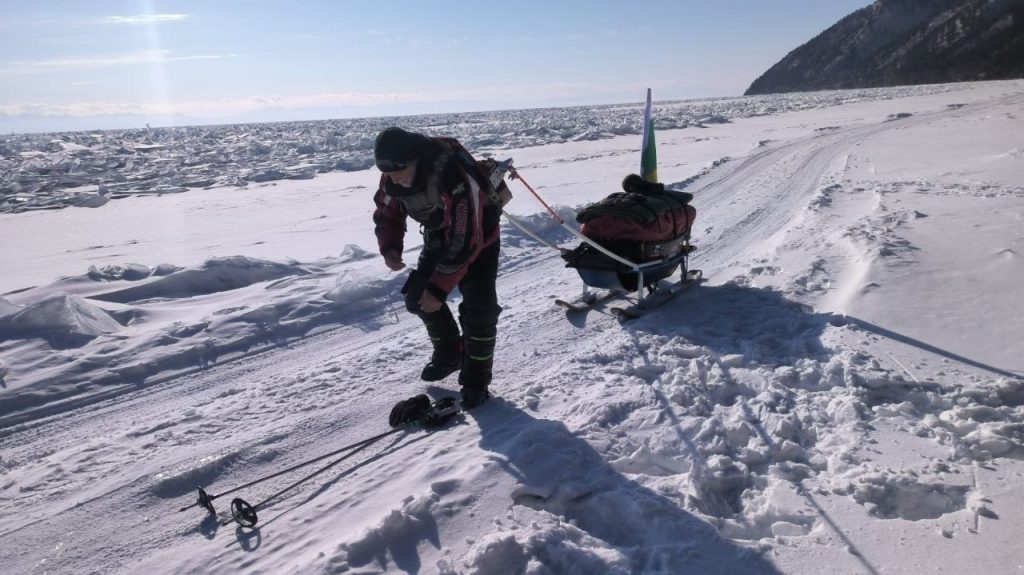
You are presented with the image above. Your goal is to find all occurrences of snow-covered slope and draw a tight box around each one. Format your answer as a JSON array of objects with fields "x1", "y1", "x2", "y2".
[{"x1": 1, "y1": 80, "x2": 1023, "y2": 574}]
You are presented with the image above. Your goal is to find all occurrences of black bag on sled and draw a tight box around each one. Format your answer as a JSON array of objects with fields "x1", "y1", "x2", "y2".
[{"x1": 563, "y1": 174, "x2": 696, "y2": 292}]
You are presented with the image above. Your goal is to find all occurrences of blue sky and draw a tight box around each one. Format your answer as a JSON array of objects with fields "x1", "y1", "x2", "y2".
[{"x1": 0, "y1": 0, "x2": 872, "y2": 132}]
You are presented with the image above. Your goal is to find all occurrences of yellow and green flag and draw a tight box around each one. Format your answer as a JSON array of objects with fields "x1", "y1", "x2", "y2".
[{"x1": 640, "y1": 88, "x2": 657, "y2": 183}]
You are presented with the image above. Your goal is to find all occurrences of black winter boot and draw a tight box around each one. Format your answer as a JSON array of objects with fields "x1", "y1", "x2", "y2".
[
  {"x1": 420, "y1": 306, "x2": 462, "y2": 382},
  {"x1": 421, "y1": 342, "x2": 462, "y2": 381},
  {"x1": 452, "y1": 239, "x2": 501, "y2": 409},
  {"x1": 460, "y1": 385, "x2": 491, "y2": 409},
  {"x1": 458, "y1": 318, "x2": 496, "y2": 406},
  {"x1": 459, "y1": 333, "x2": 494, "y2": 389}
]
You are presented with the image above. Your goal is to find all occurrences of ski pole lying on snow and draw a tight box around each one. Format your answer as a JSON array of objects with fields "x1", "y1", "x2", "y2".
[
  {"x1": 218, "y1": 434, "x2": 383, "y2": 528},
  {"x1": 179, "y1": 395, "x2": 460, "y2": 527},
  {"x1": 178, "y1": 425, "x2": 405, "y2": 514}
]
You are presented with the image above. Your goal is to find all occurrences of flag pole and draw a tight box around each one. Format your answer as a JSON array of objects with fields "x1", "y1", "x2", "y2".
[{"x1": 641, "y1": 88, "x2": 658, "y2": 183}]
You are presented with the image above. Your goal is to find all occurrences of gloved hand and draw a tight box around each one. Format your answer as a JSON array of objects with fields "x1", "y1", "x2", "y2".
[
  {"x1": 401, "y1": 269, "x2": 447, "y2": 314},
  {"x1": 401, "y1": 269, "x2": 427, "y2": 313},
  {"x1": 418, "y1": 290, "x2": 443, "y2": 313},
  {"x1": 383, "y1": 250, "x2": 405, "y2": 271}
]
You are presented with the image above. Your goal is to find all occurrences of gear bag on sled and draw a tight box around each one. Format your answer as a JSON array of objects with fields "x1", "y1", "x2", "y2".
[{"x1": 562, "y1": 174, "x2": 696, "y2": 292}]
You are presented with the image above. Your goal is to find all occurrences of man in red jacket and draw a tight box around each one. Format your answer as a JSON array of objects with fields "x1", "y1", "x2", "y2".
[{"x1": 372, "y1": 127, "x2": 501, "y2": 407}]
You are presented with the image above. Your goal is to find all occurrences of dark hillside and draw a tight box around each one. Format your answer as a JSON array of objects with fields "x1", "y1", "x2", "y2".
[{"x1": 746, "y1": 0, "x2": 1024, "y2": 95}]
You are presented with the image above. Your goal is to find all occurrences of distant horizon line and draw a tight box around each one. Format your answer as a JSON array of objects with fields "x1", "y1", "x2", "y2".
[
  {"x1": 2, "y1": 92, "x2": 751, "y2": 137},
  {"x1": 5, "y1": 79, "x2": 1009, "y2": 137}
]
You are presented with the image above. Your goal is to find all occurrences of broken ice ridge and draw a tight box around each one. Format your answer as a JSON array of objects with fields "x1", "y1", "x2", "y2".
[{"x1": 0, "y1": 83, "x2": 961, "y2": 214}]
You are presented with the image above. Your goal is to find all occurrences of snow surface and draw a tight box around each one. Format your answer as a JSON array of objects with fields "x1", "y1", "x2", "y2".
[{"x1": 1, "y1": 80, "x2": 1024, "y2": 574}]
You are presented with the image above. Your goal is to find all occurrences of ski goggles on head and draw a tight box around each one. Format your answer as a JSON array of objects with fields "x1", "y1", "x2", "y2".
[{"x1": 376, "y1": 158, "x2": 415, "y2": 173}]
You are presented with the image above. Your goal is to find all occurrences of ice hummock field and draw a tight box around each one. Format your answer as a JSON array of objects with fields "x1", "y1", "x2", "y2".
[{"x1": 1, "y1": 80, "x2": 1023, "y2": 574}]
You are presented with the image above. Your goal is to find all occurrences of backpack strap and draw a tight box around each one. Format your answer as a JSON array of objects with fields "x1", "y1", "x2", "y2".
[{"x1": 432, "y1": 137, "x2": 512, "y2": 208}]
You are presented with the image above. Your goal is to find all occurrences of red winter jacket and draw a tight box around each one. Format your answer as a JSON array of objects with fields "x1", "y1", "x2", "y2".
[{"x1": 373, "y1": 138, "x2": 500, "y2": 295}]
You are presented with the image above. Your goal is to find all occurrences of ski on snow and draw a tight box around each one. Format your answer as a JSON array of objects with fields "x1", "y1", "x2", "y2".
[
  {"x1": 554, "y1": 269, "x2": 702, "y2": 319},
  {"x1": 554, "y1": 290, "x2": 620, "y2": 312},
  {"x1": 610, "y1": 269, "x2": 703, "y2": 320}
]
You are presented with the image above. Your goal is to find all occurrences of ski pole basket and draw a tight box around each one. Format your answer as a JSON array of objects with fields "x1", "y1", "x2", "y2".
[{"x1": 229, "y1": 498, "x2": 259, "y2": 528}]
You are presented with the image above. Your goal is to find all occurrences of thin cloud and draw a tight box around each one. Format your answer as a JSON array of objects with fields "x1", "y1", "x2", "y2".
[
  {"x1": 101, "y1": 14, "x2": 189, "y2": 25},
  {"x1": 0, "y1": 81, "x2": 635, "y2": 119},
  {"x1": 0, "y1": 50, "x2": 238, "y2": 74}
]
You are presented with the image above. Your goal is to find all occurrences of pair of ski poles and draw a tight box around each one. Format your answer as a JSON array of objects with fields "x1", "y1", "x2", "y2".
[{"x1": 178, "y1": 397, "x2": 459, "y2": 527}]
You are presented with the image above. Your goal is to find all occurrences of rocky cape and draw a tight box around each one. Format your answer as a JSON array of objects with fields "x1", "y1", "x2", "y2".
[{"x1": 745, "y1": 0, "x2": 1024, "y2": 95}]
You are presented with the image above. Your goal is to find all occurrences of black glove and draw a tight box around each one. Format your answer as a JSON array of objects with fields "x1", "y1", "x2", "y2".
[
  {"x1": 401, "y1": 269, "x2": 447, "y2": 314},
  {"x1": 389, "y1": 394, "x2": 432, "y2": 427},
  {"x1": 401, "y1": 269, "x2": 427, "y2": 314}
]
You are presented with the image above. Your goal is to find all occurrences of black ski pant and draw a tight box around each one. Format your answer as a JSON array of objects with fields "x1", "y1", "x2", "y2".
[{"x1": 416, "y1": 241, "x2": 501, "y2": 389}]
